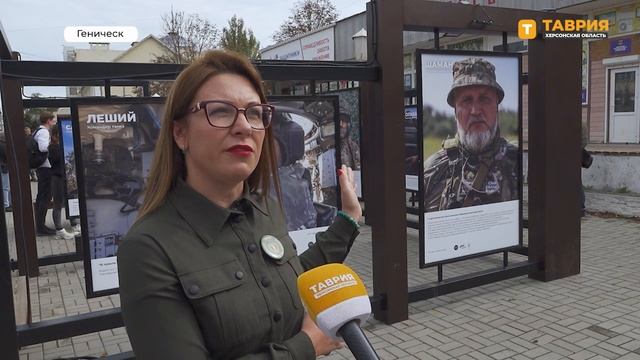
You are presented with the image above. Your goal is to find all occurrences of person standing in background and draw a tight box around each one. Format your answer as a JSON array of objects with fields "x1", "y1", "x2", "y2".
[
  {"x1": 339, "y1": 112, "x2": 360, "y2": 170},
  {"x1": 25, "y1": 127, "x2": 37, "y2": 182},
  {"x1": 34, "y1": 112, "x2": 56, "y2": 235},
  {"x1": 48, "y1": 125, "x2": 74, "y2": 239}
]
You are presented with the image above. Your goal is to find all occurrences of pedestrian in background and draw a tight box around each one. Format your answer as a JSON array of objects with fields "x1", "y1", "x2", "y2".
[{"x1": 49, "y1": 125, "x2": 74, "y2": 240}]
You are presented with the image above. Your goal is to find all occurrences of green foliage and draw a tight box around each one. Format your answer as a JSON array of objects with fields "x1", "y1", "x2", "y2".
[
  {"x1": 499, "y1": 109, "x2": 519, "y2": 139},
  {"x1": 220, "y1": 16, "x2": 260, "y2": 59},
  {"x1": 423, "y1": 137, "x2": 443, "y2": 159},
  {"x1": 273, "y1": 0, "x2": 338, "y2": 43},
  {"x1": 422, "y1": 105, "x2": 456, "y2": 139},
  {"x1": 614, "y1": 186, "x2": 630, "y2": 194},
  {"x1": 24, "y1": 93, "x2": 57, "y2": 131},
  {"x1": 145, "y1": 9, "x2": 219, "y2": 97},
  {"x1": 422, "y1": 105, "x2": 520, "y2": 140}
]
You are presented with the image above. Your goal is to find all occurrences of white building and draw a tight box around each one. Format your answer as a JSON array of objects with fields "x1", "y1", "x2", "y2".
[{"x1": 64, "y1": 35, "x2": 173, "y2": 97}]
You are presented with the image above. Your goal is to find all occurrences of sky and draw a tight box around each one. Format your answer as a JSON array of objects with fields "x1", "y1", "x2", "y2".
[
  {"x1": 421, "y1": 53, "x2": 520, "y2": 115},
  {"x1": 0, "y1": 0, "x2": 367, "y2": 98}
]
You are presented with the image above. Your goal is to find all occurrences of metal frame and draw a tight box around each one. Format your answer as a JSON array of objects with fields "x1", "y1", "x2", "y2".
[
  {"x1": 0, "y1": 53, "x2": 379, "y2": 360},
  {"x1": 360, "y1": 0, "x2": 580, "y2": 323},
  {"x1": 323, "y1": 86, "x2": 365, "y2": 201},
  {"x1": 415, "y1": 48, "x2": 524, "y2": 268},
  {"x1": 57, "y1": 115, "x2": 79, "y2": 220},
  {"x1": 408, "y1": 260, "x2": 538, "y2": 303},
  {"x1": 268, "y1": 95, "x2": 343, "y2": 208},
  {"x1": 9, "y1": 235, "x2": 82, "y2": 270},
  {"x1": 70, "y1": 96, "x2": 167, "y2": 299},
  {"x1": 0, "y1": 182, "x2": 19, "y2": 359}
]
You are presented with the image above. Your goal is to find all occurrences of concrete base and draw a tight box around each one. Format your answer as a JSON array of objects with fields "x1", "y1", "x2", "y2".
[
  {"x1": 523, "y1": 152, "x2": 640, "y2": 194},
  {"x1": 582, "y1": 154, "x2": 640, "y2": 194}
]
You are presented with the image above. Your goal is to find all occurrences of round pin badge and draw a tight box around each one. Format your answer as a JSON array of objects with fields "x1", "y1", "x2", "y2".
[{"x1": 260, "y1": 235, "x2": 285, "y2": 260}]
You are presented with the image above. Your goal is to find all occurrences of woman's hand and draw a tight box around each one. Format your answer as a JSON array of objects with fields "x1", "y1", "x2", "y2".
[
  {"x1": 301, "y1": 313, "x2": 344, "y2": 356},
  {"x1": 338, "y1": 165, "x2": 362, "y2": 223}
]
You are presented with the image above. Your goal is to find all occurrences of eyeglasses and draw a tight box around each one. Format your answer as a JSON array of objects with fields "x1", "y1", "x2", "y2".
[{"x1": 191, "y1": 100, "x2": 274, "y2": 130}]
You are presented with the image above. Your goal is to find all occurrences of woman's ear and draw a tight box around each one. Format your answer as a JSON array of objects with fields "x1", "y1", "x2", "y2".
[{"x1": 173, "y1": 120, "x2": 188, "y2": 152}]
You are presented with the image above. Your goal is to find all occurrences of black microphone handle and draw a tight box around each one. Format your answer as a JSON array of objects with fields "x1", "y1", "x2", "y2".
[{"x1": 337, "y1": 320, "x2": 380, "y2": 360}]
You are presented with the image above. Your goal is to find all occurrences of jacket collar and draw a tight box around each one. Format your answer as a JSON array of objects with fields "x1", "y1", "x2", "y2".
[{"x1": 168, "y1": 179, "x2": 268, "y2": 246}]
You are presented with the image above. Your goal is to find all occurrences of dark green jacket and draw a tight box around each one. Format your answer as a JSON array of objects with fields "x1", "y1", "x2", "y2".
[{"x1": 117, "y1": 179, "x2": 359, "y2": 360}]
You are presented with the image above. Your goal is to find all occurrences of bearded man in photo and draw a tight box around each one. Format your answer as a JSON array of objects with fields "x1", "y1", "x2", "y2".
[{"x1": 423, "y1": 57, "x2": 518, "y2": 212}]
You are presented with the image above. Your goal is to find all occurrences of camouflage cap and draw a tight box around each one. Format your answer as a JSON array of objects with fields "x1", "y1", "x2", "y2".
[{"x1": 446, "y1": 57, "x2": 505, "y2": 107}]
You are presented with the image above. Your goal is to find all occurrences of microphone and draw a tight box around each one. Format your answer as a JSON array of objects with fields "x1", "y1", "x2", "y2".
[{"x1": 297, "y1": 263, "x2": 380, "y2": 360}]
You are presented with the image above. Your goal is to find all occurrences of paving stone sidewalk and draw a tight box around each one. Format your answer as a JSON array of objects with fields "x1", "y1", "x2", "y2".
[{"x1": 6, "y1": 197, "x2": 640, "y2": 359}]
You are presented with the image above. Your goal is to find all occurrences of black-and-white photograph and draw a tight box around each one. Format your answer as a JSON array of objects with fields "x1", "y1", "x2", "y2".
[{"x1": 269, "y1": 97, "x2": 340, "y2": 251}]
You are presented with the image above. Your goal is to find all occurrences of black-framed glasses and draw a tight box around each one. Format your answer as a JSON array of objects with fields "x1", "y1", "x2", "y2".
[{"x1": 191, "y1": 100, "x2": 274, "y2": 130}]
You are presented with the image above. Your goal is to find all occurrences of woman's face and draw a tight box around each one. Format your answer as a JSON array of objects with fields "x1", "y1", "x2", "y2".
[{"x1": 174, "y1": 73, "x2": 265, "y2": 187}]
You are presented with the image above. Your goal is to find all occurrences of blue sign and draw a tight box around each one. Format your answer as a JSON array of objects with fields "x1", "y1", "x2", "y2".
[
  {"x1": 405, "y1": 106, "x2": 417, "y2": 121},
  {"x1": 610, "y1": 38, "x2": 631, "y2": 55},
  {"x1": 58, "y1": 117, "x2": 80, "y2": 217}
]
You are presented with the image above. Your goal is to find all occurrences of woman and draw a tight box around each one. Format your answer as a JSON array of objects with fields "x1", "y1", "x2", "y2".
[
  {"x1": 49, "y1": 126, "x2": 74, "y2": 240},
  {"x1": 117, "y1": 50, "x2": 362, "y2": 360}
]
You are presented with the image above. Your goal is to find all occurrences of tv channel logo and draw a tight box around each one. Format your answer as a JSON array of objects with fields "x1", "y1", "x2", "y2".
[
  {"x1": 518, "y1": 20, "x2": 537, "y2": 40},
  {"x1": 518, "y1": 19, "x2": 609, "y2": 40}
]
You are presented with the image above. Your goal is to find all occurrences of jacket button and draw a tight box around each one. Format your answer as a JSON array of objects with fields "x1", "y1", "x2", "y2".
[
  {"x1": 231, "y1": 215, "x2": 242, "y2": 224},
  {"x1": 188, "y1": 285, "x2": 200, "y2": 296},
  {"x1": 235, "y1": 271, "x2": 244, "y2": 280},
  {"x1": 261, "y1": 277, "x2": 271, "y2": 287},
  {"x1": 273, "y1": 311, "x2": 282, "y2": 322},
  {"x1": 248, "y1": 243, "x2": 257, "y2": 253}
]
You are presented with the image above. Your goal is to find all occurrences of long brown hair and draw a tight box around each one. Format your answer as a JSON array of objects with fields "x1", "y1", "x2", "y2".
[
  {"x1": 50, "y1": 125, "x2": 60, "y2": 145},
  {"x1": 137, "y1": 50, "x2": 280, "y2": 220}
]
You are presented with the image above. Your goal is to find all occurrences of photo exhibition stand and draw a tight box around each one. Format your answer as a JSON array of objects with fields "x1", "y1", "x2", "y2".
[
  {"x1": 360, "y1": 0, "x2": 581, "y2": 324},
  {"x1": 1, "y1": 1, "x2": 581, "y2": 359}
]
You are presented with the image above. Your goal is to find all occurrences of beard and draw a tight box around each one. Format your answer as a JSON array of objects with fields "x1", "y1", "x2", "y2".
[{"x1": 457, "y1": 117, "x2": 498, "y2": 153}]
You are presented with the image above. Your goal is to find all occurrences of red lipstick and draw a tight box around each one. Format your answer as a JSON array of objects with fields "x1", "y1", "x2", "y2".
[{"x1": 226, "y1": 144, "x2": 254, "y2": 157}]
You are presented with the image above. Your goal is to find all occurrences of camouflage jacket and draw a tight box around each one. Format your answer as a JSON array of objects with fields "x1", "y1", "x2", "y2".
[
  {"x1": 340, "y1": 138, "x2": 360, "y2": 169},
  {"x1": 423, "y1": 136, "x2": 519, "y2": 213}
]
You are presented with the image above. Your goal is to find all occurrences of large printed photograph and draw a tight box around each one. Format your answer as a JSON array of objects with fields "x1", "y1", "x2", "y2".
[
  {"x1": 58, "y1": 115, "x2": 80, "y2": 217},
  {"x1": 326, "y1": 88, "x2": 362, "y2": 198},
  {"x1": 72, "y1": 98, "x2": 163, "y2": 296},
  {"x1": 269, "y1": 97, "x2": 340, "y2": 252},
  {"x1": 418, "y1": 50, "x2": 522, "y2": 267}
]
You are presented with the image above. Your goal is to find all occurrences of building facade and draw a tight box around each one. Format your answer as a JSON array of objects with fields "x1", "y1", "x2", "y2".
[
  {"x1": 562, "y1": 1, "x2": 640, "y2": 193},
  {"x1": 64, "y1": 35, "x2": 173, "y2": 98},
  {"x1": 260, "y1": 0, "x2": 640, "y2": 194}
]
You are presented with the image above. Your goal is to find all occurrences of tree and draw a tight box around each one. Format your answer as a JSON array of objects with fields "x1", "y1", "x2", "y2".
[
  {"x1": 157, "y1": 9, "x2": 220, "y2": 64},
  {"x1": 143, "y1": 9, "x2": 220, "y2": 96},
  {"x1": 272, "y1": 0, "x2": 338, "y2": 43},
  {"x1": 220, "y1": 15, "x2": 260, "y2": 59},
  {"x1": 24, "y1": 93, "x2": 58, "y2": 131}
]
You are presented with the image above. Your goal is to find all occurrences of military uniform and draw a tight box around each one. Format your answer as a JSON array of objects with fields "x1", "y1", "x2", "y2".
[
  {"x1": 423, "y1": 135, "x2": 518, "y2": 212},
  {"x1": 118, "y1": 179, "x2": 359, "y2": 359},
  {"x1": 340, "y1": 137, "x2": 360, "y2": 170},
  {"x1": 423, "y1": 57, "x2": 518, "y2": 212}
]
